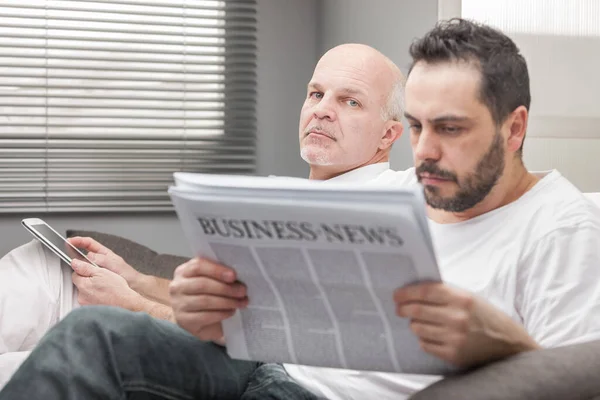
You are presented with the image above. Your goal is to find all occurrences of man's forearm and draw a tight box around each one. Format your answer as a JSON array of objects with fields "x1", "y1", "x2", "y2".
[
  {"x1": 130, "y1": 274, "x2": 172, "y2": 306},
  {"x1": 130, "y1": 295, "x2": 174, "y2": 322}
]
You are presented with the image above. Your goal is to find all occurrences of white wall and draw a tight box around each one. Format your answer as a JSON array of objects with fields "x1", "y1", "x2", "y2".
[
  {"x1": 458, "y1": 0, "x2": 600, "y2": 191},
  {"x1": 517, "y1": 34, "x2": 600, "y2": 192},
  {"x1": 316, "y1": 0, "x2": 440, "y2": 171},
  {"x1": 0, "y1": 0, "x2": 319, "y2": 257},
  {"x1": 255, "y1": 0, "x2": 318, "y2": 178}
]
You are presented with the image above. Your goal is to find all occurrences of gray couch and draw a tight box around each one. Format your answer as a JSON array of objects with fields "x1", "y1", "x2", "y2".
[
  {"x1": 66, "y1": 229, "x2": 188, "y2": 279},
  {"x1": 66, "y1": 229, "x2": 600, "y2": 400},
  {"x1": 411, "y1": 341, "x2": 600, "y2": 399}
]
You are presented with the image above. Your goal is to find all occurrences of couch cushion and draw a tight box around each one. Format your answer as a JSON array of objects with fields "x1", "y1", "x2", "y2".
[
  {"x1": 409, "y1": 340, "x2": 600, "y2": 400},
  {"x1": 66, "y1": 230, "x2": 187, "y2": 279},
  {"x1": 149, "y1": 253, "x2": 189, "y2": 279}
]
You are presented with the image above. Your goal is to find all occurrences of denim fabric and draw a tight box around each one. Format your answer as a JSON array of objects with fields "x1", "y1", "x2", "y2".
[
  {"x1": 242, "y1": 363, "x2": 325, "y2": 400},
  {"x1": 0, "y1": 306, "x2": 323, "y2": 400}
]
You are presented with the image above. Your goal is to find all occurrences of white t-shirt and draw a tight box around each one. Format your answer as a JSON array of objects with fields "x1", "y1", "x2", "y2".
[
  {"x1": 0, "y1": 240, "x2": 77, "y2": 387},
  {"x1": 285, "y1": 170, "x2": 600, "y2": 399},
  {"x1": 325, "y1": 162, "x2": 416, "y2": 186},
  {"x1": 271, "y1": 162, "x2": 417, "y2": 187}
]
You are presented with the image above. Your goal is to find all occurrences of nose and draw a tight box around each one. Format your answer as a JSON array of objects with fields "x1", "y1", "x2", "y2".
[
  {"x1": 313, "y1": 94, "x2": 337, "y2": 122},
  {"x1": 413, "y1": 127, "x2": 442, "y2": 162}
]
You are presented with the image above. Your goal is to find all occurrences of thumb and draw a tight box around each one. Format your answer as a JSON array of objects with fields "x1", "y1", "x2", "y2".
[
  {"x1": 86, "y1": 252, "x2": 107, "y2": 269},
  {"x1": 214, "y1": 335, "x2": 227, "y2": 346},
  {"x1": 71, "y1": 259, "x2": 96, "y2": 277}
]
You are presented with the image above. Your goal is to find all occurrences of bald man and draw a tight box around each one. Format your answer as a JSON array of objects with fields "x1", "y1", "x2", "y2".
[
  {"x1": 0, "y1": 43, "x2": 414, "y2": 390},
  {"x1": 299, "y1": 43, "x2": 406, "y2": 181}
]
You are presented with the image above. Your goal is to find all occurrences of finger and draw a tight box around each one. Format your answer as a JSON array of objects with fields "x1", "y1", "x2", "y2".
[
  {"x1": 178, "y1": 294, "x2": 248, "y2": 312},
  {"x1": 71, "y1": 271, "x2": 82, "y2": 286},
  {"x1": 71, "y1": 271, "x2": 90, "y2": 290},
  {"x1": 174, "y1": 258, "x2": 236, "y2": 283},
  {"x1": 175, "y1": 310, "x2": 235, "y2": 335},
  {"x1": 394, "y1": 282, "x2": 453, "y2": 305},
  {"x1": 399, "y1": 303, "x2": 472, "y2": 334},
  {"x1": 419, "y1": 340, "x2": 465, "y2": 366},
  {"x1": 419, "y1": 339, "x2": 449, "y2": 359},
  {"x1": 396, "y1": 302, "x2": 455, "y2": 323},
  {"x1": 203, "y1": 323, "x2": 227, "y2": 343},
  {"x1": 172, "y1": 277, "x2": 247, "y2": 299},
  {"x1": 85, "y1": 252, "x2": 107, "y2": 268},
  {"x1": 67, "y1": 236, "x2": 111, "y2": 256},
  {"x1": 71, "y1": 259, "x2": 97, "y2": 277},
  {"x1": 409, "y1": 320, "x2": 449, "y2": 343}
]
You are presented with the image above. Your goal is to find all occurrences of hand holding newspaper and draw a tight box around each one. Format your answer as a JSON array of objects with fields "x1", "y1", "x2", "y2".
[{"x1": 169, "y1": 173, "x2": 456, "y2": 375}]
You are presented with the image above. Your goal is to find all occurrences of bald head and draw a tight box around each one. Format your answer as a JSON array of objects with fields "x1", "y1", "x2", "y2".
[
  {"x1": 299, "y1": 43, "x2": 405, "y2": 180},
  {"x1": 316, "y1": 44, "x2": 405, "y2": 121}
]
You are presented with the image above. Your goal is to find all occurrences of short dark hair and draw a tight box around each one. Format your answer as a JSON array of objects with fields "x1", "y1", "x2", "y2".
[{"x1": 408, "y1": 18, "x2": 530, "y2": 153}]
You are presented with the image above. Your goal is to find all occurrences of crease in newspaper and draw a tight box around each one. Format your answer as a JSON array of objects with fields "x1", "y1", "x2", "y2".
[
  {"x1": 301, "y1": 248, "x2": 348, "y2": 369},
  {"x1": 222, "y1": 311, "x2": 250, "y2": 360},
  {"x1": 355, "y1": 249, "x2": 401, "y2": 371},
  {"x1": 248, "y1": 246, "x2": 299, "y2": 364}
]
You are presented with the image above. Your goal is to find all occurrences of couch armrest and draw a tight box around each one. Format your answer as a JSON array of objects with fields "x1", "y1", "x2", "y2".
[
  {"x1": 66, "y1": 230, "x2": 187, "y2": 279},
  {"x1": 410, "y1": 340, "x2": 600, "y2": 400}
]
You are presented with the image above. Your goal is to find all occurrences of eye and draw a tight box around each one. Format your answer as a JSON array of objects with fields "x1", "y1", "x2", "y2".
[
  {"x1": 409, "y1": 124, "x2": 422, "y2": 134},
  {"x1": 309, "y1": 91, "x2": 323, "y2": 100},
  {"x1": 346, "y1": 99, "x2": 359, "y2": 107},
  {"x1": 441, "y1": 126, "x2": 462, "y2": 135}
]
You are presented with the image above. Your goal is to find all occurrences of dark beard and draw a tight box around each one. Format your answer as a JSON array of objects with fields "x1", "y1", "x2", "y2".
[{"x1": 417, "y1": 132, "x2": 505, "y2": 212}]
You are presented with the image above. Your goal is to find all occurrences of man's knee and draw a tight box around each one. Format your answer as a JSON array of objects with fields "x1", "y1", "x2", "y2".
[
  {"x1": 242, "y1": 364, "x2": 320, "y2": 400},
  {"x1": 58, "y1": 306, "x2": 144, "y2": 337}
]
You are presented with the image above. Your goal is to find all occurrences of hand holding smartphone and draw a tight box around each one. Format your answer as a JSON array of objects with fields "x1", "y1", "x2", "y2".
[{"x1": 21, "y1": 218, "x2": 99, "y2": 267}]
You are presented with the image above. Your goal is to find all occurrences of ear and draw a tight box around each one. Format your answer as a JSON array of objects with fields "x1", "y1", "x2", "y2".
[
  {"x1": 505, "y1": 105, "x2": 528, "y2": 154},
  {"x1": 378, "y1": 120, "x2": 403, "y2": 150}
]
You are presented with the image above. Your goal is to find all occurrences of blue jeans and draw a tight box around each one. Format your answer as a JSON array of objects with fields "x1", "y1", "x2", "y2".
[{"x1": 0, "y1": 306, "x2": 323, "y2": 400}]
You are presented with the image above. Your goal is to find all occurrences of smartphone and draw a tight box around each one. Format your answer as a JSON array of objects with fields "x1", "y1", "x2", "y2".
[{"x1": 21, "y1": 218, "x2": 98, "y2": 266}]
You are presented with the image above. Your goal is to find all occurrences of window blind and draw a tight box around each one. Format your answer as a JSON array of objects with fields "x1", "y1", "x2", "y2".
[
  {"x1": 0, "y1": 0, "x2": 257, "y2": 213},
  {"x1": 462, "y1": 0, "x2": 600, "y2": 37}
]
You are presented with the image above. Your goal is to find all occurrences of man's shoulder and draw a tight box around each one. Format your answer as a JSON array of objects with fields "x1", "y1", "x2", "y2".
[
  {"x1": 523, "y1": 170, "x2": 600, "y2": 238},
  {"x1": 371, "y1": 167, "x2": 417, "y2": 186}
]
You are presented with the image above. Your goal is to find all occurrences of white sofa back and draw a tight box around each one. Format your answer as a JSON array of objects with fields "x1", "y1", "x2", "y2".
[{"x1": 585, "y1": 193, "x2": 600, "y2": 208}]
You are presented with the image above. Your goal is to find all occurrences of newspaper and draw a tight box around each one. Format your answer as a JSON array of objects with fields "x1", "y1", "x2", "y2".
[{"x1": 169, "y1": 173, "x2": 456, "y2": 375}]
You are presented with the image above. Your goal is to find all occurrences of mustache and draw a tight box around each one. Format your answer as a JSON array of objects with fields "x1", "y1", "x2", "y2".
[
  {"x1": 304, "y1": 125, "x2": 336, "y2": 140},
  {"x1": 416, "y1": 162, "x2": 458, "y2": 182}
]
